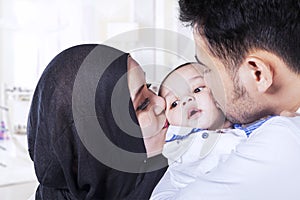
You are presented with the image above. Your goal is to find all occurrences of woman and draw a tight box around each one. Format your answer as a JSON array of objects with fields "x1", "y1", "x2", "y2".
[{"x1": 27, "y1": 44, "x2": 168, "y2": 199}]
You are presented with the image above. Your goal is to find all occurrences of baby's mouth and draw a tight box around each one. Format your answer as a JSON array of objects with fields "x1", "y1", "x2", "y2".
[{"x1": 188, "y1": 108, "x2": 202, "y2": 119}]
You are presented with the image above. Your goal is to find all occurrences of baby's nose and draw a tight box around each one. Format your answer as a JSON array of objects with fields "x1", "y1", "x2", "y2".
[{"x1": 182, "y1": 96, "x2": 194, "y2": 106}]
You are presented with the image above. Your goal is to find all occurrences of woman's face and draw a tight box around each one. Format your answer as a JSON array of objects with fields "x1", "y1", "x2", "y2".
[{"x1": 127, "y1": 56, "x2": 168, "y2": 156}]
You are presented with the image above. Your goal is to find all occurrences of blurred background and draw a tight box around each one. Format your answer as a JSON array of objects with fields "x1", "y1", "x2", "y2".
[
  {"x1": 0, "y1": 0, "x2": 193, "y2": 136},
  {"x1": 0, "y1": 0, "x2": 194, "y2": 199}
]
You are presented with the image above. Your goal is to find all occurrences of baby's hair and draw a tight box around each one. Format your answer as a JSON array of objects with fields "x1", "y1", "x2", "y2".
[{"x1": 158, "y1": 62, "x2": 197, "y2": 96}]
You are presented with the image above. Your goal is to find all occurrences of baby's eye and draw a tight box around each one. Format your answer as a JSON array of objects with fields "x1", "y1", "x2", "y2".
[
  {"x1": 170, "y1": 100, "x2": 179, "y2": 109},
  {"x1": 194, "y1": 86, "x2": 205, "y2": 93},
  {"x1": 136, "y1": 98, "x2": 150, "y2": 111},
  {"x1": 203, "y1": 69, "x2": 211, "y2": 74}
]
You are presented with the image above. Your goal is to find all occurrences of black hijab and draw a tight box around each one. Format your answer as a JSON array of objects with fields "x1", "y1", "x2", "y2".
[{"x1": 27, "y1": 44, "x2": 167, "y2": 200}]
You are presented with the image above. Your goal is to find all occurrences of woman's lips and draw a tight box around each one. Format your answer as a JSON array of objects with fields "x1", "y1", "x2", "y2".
[{"x1": 162, "y1": 120, "x2": 169, "y2": 129}]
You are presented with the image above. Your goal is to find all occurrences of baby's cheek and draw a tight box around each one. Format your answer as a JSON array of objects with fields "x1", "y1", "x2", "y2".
[
  {"x1": 197, "y1": 92, "x2": 215, "y2": 107},
  {"x1": 167, "y1": 110, "x2": 183, "y2": 126}
]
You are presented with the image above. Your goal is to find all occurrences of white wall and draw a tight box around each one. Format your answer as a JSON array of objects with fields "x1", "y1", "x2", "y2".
[{"x1": 0, "y1": 0, "x2": 193, "y2": 131}]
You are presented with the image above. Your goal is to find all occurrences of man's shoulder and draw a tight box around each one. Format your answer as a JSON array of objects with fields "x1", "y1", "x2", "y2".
[
  {"x1": 263, "y1": 116, "x2": 300, "y2": 130},
  {"x1": 252, "y1": 116, "x2": 300, "y2": 140},
  {"x1": 237, "y1": 116, "x2": 300, "y2": 162}
]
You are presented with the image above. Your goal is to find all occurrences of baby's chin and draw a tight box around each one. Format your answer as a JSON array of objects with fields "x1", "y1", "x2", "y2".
[
  {"x1": 176, "y1": 120, "x2": 209, "y2": 129},
  {"x1": 187, "y1": 119, "x2": 225, "y2": 130},
  {"x1": 190, "y1": 122, "x2": 209, "y2": 129}
]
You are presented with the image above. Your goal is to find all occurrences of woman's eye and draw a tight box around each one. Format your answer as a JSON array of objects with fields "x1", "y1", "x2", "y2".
[
  {"x1": 136, "y1": 98, "x2": 150, "y2": 111},
  {"x1": 170, "y1": 101, "x2": 178, "y2": 109},
  {"x1": 194, "y1": 87, "x2": 204, "y2": 93}
]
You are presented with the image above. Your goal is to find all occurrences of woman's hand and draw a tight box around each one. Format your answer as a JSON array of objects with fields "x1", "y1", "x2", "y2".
[{"x1": 144, "y1": 129, "x2": 167, "y2": 158}]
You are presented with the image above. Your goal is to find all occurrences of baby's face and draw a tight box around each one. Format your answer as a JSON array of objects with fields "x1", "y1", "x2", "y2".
[{"x1": 160, "y1": 64, "x2": 225, "y2": 129}]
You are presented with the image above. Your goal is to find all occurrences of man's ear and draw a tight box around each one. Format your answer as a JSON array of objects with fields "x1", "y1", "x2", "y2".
[{"x1": 244, "y1": 56, "x2": 273, "y2": 93}]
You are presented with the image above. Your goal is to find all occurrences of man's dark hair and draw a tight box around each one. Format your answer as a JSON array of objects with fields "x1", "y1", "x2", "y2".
[{"x1": 179, "y1": 0, "x2": 300, "y2": 74}]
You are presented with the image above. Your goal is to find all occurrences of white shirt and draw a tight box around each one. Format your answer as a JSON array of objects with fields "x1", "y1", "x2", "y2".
[
  {"x1": 161, "y1": 126, "x2": 246, "y2": 188},
  {"x1": 150, "y1": 116, "x2": 300, "y2": 200}
]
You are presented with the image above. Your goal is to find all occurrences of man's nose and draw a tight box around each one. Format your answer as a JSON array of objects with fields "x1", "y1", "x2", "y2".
[{"x1": 182, "y1": 96, "x2": 194, "y2": 106}]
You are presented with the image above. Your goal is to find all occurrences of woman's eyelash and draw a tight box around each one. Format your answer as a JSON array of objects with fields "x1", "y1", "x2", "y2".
[{"x1": 136, "y1": 98, "x2": 150, "y2": 111}]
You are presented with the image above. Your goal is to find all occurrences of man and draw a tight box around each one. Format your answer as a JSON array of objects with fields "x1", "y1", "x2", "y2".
[{"x1": 151, "y1": 0, "x2": 300, "y2": 199}]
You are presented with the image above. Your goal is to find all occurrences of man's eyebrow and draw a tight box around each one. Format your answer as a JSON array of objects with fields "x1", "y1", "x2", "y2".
[{"x1": 194, "y1": 55, "x2": 208, "y2": 67}]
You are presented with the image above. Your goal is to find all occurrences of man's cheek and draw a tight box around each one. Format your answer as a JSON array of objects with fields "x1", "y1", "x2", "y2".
[{"x1": 204, "y1": 71, "x2": 226, "y2": 113}]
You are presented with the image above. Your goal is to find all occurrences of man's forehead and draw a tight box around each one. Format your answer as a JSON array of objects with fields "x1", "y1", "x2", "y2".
[
  {"x1": 191, "y1": 62, "x2": 205, "y2": 74},
  {"x1": 193, "y1": 36, "x2": 221, "y2": 71}
]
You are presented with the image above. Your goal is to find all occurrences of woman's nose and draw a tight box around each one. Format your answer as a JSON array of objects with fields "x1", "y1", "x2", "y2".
[
  {"x1": 152, "y1": 95, "x2": 165, "y2": 115},
  {"x1": 182, "y1": 96, "x2": 194, "y2": 106}
]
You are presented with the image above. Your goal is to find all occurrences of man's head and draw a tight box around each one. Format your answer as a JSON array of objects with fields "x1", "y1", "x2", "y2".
[
  {"x1": 179, "y1": 0, "x2": 300, "y2": 123},
  {"x1": 159, "y1": 63, "x2": 226, "y2": 129}
]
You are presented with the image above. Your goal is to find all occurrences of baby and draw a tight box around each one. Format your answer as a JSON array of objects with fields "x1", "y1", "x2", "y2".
[{"x1": 151, "y1": 63, "x2": 247, "y2": 195}]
